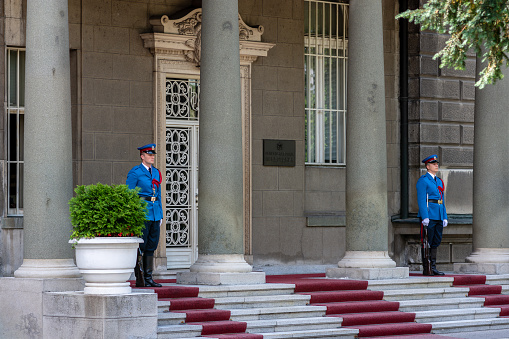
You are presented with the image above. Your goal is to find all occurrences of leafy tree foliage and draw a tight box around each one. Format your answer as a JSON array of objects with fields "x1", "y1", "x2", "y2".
[{"x1": 397, "y1": 0, "x2": 509, "y2": 88}]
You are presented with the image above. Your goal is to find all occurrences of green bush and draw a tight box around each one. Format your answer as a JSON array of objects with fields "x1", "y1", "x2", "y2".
[{"x1": 69, "y1": 183, "x2": 147, "y2": 240}]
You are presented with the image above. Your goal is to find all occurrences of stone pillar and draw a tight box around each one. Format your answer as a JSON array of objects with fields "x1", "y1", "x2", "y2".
[
  {"x1": 14, "y1": 0, "x2": 80, "y2": 278},
  {"x1": 176, "y1": 0, "x2": 264, "y2": 285},
  {"x1": 327, "y1": 0, "x2": 407, "y2": 280},
  {"x1": 454, "y1": 61, "x2": 509, "y2": 274}
]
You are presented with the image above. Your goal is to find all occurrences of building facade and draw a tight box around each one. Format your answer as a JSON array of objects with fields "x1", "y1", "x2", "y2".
[{"x1": 0, "y1": 0, "x2": 477, "y2": 277}]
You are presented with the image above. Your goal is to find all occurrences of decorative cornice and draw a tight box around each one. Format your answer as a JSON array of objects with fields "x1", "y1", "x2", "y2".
[{"x1": 145, "y1": 9, "x2": 273, "y2": 66}]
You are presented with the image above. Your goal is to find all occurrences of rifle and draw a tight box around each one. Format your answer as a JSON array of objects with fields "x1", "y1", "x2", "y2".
[
  {"x1": 421, "y1": 223, "x2": 432, "y2": 276},
  {"x1": 134, "y1": 248, "x2": 145, "y2": 287}
]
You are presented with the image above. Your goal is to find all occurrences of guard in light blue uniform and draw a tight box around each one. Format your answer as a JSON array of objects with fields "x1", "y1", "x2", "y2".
[
  {"x1": 416, "y1": 154, "x2": 448, "y2": 275},
  {"x1": 127, "y1": 143, "x2": 163, "y2": 287}
]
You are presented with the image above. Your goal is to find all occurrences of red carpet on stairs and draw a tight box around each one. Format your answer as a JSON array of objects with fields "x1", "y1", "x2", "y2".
[
  {"x1": 447, "y1": 273, "x2": 509, "y2": 318},
  {"x1": 132, "y1": 281, "x2": 256, "y2": 337},
  {"x1": 174, "y1": 309, "x2": 231, "y2": 322},
  {"x1": 267, "y1": 273, "x2": 433, "y2": 337},
  {"x1": 189, "y1": 320, "x2": 248, "y2": 335},
  {"x1": 162, "y1": 297, "x2": 215, "y2": 310}
]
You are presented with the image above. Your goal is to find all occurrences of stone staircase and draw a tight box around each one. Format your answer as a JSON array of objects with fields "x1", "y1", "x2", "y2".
[{"x1": 153, "y1": 274, "x2": 509, "y2": 338}]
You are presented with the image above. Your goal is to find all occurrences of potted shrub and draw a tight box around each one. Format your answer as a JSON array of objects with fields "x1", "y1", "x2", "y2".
[{"x1": 69, "y1": 183, "x2": 147, "y2": 294}]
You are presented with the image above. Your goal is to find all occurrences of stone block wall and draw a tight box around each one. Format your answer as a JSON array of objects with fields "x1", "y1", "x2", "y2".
[
  {"x1": 407, "y1": 21, "x2": 475, "y2": 215},
  {"x1": 68, "y1": 0, "x2": 191, "y2": 186}
]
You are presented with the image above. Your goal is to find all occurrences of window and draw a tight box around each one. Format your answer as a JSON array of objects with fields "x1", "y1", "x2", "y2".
[
  {"x1": 5, "y1": 48, "x2": 25, "y2": 215},
  {"x1": 305, "y1": 0, "x2": 348, "y2": 165}
]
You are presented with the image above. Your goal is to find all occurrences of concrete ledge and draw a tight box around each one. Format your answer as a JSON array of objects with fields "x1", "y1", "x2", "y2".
[
  {"x1": 454, "y1": 263, "x2": 509, "y2": 275},
  {"x1": 326, "y1": 267, "x2": 409, "y2": 280},
  {"x1": 177, "y1": 271, "x2": 266, "y2": 285}
]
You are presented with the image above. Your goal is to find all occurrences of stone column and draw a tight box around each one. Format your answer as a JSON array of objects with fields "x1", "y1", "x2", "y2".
[
  {"x1": 454, "y1": 61, "x2": 509, "y2": 274},
  {"x1": 327, "y1": 0, "x2": 407, "y2": 280},
  {"x1": 14, "y1": 0, "x2": 80, "y2": 278},
  {"x1": 177, "y1": 0, "x2": 264, "y2": 285}
]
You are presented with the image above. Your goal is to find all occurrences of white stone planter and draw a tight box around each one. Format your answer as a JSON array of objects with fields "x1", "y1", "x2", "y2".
[{"x1": 70, "y1": 237, "x2": 143, "y2": 295}]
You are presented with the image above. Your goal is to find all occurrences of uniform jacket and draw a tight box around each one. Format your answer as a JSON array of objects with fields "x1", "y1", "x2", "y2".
[
  {"x1": 416, "y1": 172, "x2": 448, "y2": 221},
  {"x1": 126, "y1": 164, "x2": 163, "y2": 221}
]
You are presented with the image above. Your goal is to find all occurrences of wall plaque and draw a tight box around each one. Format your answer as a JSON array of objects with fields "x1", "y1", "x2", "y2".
[{"x1": 263, "y1": 139, "x2": 296, "y2": 167}]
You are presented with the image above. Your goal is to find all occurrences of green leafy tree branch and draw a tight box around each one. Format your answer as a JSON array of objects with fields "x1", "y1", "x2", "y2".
[{"x1": 397, "y1": 0, "x2": 509, "y2": 88}]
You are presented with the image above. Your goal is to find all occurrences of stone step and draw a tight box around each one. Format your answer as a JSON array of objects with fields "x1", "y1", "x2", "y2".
[
  {"x1": 398, "y1": 296, "x2": 485, "y2": 312},
  {"x1": 157, "y1": 311, "x2": 186, "y2": 326},
  {"x1": 260, "y1": 328, "x2": 358, "y2": 339},
  {"x1": 213, "y1": 294, "x2": 310, "y2": 309},
  {"x1": 414, "y1": 307, "x2": 501, "y2": 323},
  {"x1": 381, "y1": 287, "x2": 470, "y2": 301},
  {"x1": 486, "y1": 274, "x2": 509, "y2": 286},
  {"x1": 196, "y1": 283, "x2": 296, "y2": 298},
  {"x1": 230, "y1": 305, "x2": 328, "y2": 321},
  {"x1": 367, "y1": 277, "x2": 454, "y2": 291},
  {"x1": 245, "y1": 316, "x2": 342, "y2": 333},
  {"x1": 431, "y1": 317, "x2": 509, "y2": 334},
  {"x1": 157, "y1": 324, "x2": 202, "y2": 338}
]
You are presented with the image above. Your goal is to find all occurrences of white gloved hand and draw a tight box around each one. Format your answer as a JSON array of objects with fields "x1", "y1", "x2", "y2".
[
  {"x1": 422, "y1": 218, "x2": 429, "y2": 226},
  {"x1": 443, "y1": 219, "x2": 448, "y2": 227}
]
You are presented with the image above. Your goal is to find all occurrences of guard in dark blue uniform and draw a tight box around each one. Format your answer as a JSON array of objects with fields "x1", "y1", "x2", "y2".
[
  {"x1": 416, "y1": 155, "x2": 448, "y2": 275},
  {"x1": 127, "y1": 143, "x2": 163, "y2": 287}
]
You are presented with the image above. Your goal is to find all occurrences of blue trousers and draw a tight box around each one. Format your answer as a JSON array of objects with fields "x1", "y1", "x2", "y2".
[
  {"x1": 140, "y1": 220, "x2": 160, "y2": 256},
  {"x1": 427, "y1": 219, "x2": 444, "y2": 249}
]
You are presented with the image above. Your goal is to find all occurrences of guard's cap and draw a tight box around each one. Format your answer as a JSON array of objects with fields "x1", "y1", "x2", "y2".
[
  {"x1": 138, "y1": 143, "x2": 157, "y2": 154},
  {"x1": 422, "y1": 154, "x2": 439, "y2": 164}
]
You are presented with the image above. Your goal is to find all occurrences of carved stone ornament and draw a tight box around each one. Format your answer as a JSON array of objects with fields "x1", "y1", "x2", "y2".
[{"x1": 148, "y1": 8, "x2": 267, "y2": 66}]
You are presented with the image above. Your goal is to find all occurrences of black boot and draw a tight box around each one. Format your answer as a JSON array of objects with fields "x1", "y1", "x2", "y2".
[
  {"x1": 134, "y1": 248, "x2": 145, "y2": 287},
  {"x1": 431, "y1": 248, "x2": 445, "y2": 275},
  {"x1": 143, "y1": 255, "x2": 162, "y2": 287}
]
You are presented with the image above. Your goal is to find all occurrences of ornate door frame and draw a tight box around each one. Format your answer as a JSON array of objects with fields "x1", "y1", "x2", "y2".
[{"x1": 141, "y1": 8, "x2": 274, "y2": 270}]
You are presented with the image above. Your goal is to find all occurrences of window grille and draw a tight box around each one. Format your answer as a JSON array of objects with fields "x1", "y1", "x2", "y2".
[
  {"x1": 305, "y1": 0, "x2": 348, "y2": 165},
  {"x1": 5, "y1": 48, "x2": 25, "y2": 215}
]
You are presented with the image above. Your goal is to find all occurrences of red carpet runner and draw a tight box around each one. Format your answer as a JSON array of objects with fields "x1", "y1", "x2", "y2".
[
  {"x1": 132, "y1": 279, "x2": 263, "y2": 338},
  {"x1": 131, "y1": 273, "x2": 509, "y2": 338},
  {"x1": 267, "y1": 274, "x2": 432, "y2": 337}
]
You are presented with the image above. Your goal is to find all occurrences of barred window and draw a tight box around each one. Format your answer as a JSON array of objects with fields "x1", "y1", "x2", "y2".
[
  {"x1": 5, "y1": 48, "x2": 25, "y2": 215},
  {"x1": 305, "y1": 0, "x2": 348, "y2": 165}
]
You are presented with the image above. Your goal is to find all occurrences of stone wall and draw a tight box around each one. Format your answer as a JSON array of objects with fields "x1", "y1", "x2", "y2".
[{"x1": 68, "y1": 0, "x2": 192, "y2": 186}]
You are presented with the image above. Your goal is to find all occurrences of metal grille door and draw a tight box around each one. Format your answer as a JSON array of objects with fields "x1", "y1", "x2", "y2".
[{"x1": 165, "y1": 78, "x2": 199, "y2": 268}]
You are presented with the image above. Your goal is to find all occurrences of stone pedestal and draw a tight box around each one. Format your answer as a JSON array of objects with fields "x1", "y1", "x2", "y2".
[
  {"x1": 455, "y1": 248, "x2": 509, "y2": 274},
  {"x1": 0, "y1": 277, "x2": 84, "y2": 338},
  {"x1": 43, "y1": 291, "x2": 157, "y2": 339}
]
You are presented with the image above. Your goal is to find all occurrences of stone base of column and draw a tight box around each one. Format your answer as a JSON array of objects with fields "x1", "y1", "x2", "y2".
[
  {"x1": 0, "y1": 277, "x2": 84, "y2": 338},
  {"x1": 454, "y1": 248, "x2": 509, "y2": 274},
  {"x1": 14, "y1": 259, "x2": 81, "y2": 278},
  {"x1": 176, "y1": 254, "x2": 265, "y2": 285},
  {"x1": 454, "y1": 263, "x2": 509, "y2": 275},
  {"x1": 327, "y1": 251, "x2": 409, "y2": 280},
  {"x1": 177, "y1": 271, "x2": 266, "y2": 285},
  {"x1": 327, "y1": 267, "x2": 409, "y2": 280}
]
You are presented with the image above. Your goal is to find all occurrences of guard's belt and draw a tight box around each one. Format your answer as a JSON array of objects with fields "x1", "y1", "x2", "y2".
[
  {"x1": 141, "y1": 196, "x2": 158, "y2": 202},
  {"x1": 428, "y1": 199, "x2": 443, "y2": 204}
]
